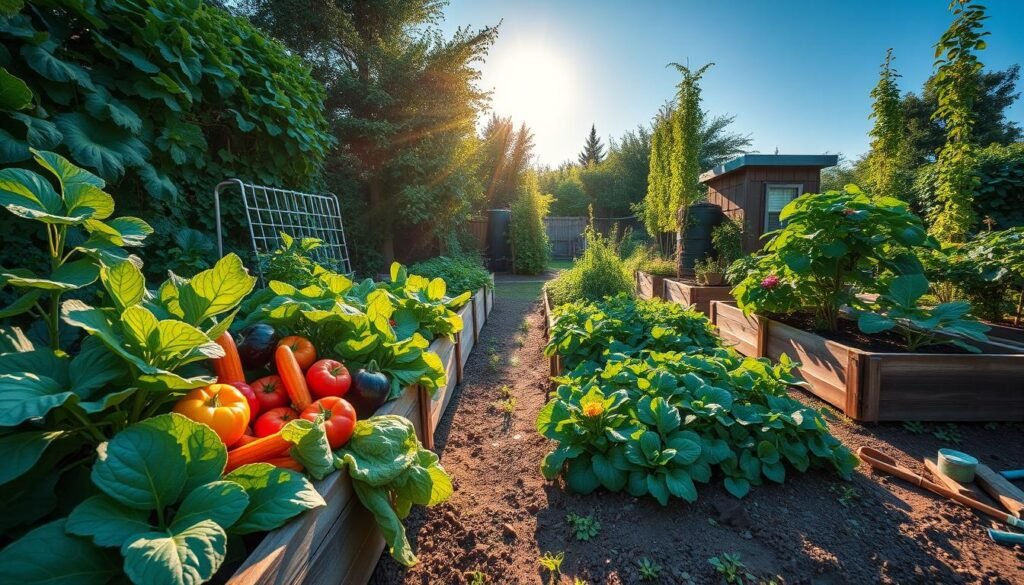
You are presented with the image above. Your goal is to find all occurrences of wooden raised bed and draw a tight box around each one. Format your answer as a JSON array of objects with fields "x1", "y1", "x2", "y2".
[
  {"x1": 229, "y1": 282, "x2": 492, "y2": 585},
  {"x1": 635, "y1": 271, "x2": 667, "y2": 300},
  {"x1": 985, "y1": 321, "x2": 1024, "y2": 348},
  {"x1": 543, "y1": 289, "x2": 562, "y2": 379},
  {"x1": 709, "y1": 301, "x2": 1024, "y2": 422},
  {"x1": 663, "y1": 278, "x2": 732, "y2": 316}
]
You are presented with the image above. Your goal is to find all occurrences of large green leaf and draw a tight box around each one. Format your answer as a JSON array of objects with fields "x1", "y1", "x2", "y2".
[
  {"x1": 0, "y1": 373, "x2": 74, "y2": 426},
  {"x1": 33, "y1": 149, "x2": 105, "y2": 191},
  {"x1": 92, "y1": 421, "x2": 187, "y2": 511},
  {"x1": 66, "y1": 494, "x2": 154, "y2": 547},
  {"x1": 0, "y1": 167, "x2": 63, "y2": 221},
  {"x1": 280, "y1": 418, "x2": 334, "y2": 480},
  {"x1": 224, "y1": 463, "x2": 324, "y2": 534},
  {"x1": 21, "y1": 42, "x2": 94, "y2": 89},
  {"x1": 102, "y1": 260, "x2": 146, "y2": 311},
  {"x1": 887, "y1": 274, "x2": 929, "y2": 308},
  {"x1": 0, "y1": 430, "x2": 65, "y2": 485},
  {"x1": 9, "y1": 112, "x2": 61, "y2": 149},
  {"x1": 140, "y1": 414, "x2": 227, "y2": 495},
  {"x1": 84, "y1": 86, "x2": 143, "y2": 133},
  {"x1": 0, "y1": 127, "x2": 30, "y2": 163},
  {"x1": 178, "y1": 254, "x2": 256, "y2": 326},
  {"x1": 3, "y1": 259, "x2": 100, "y2": 291},
  {"x1": 54, "y1": 112, "x2": 148, "y2": 180},
  {"x1": 0, "y1": 67, "x2": 32, "y2": 110},
  {"x1": 64, "y1": 183, "x2": 115, "y2": 221},
  {"x1": 122, "y1": 519, "x2": 226, "y2": 585},
  {"x1": 169, "y1": 480, "x2": 248, "y2": 532},
  {"x1": 0, "y1": 519, "x2": 119, "y2": 585}
]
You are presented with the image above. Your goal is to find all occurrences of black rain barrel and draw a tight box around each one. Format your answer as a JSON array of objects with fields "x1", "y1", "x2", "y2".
[
  {"x1": 486, "y1": 209, "x2": 512, "y2": 272},
  {"x1": 678, "y1": 202, "x2": 723, "y2": 277}
]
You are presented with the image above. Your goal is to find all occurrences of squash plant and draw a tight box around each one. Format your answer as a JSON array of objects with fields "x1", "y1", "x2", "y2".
[{"x1": 732, "y1": 185, "x2": 937, "y2": 331}]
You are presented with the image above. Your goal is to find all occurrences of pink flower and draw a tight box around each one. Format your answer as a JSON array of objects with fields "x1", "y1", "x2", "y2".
[
  {"x1": 842, "y1": 208, "x2": 856, "y2": 216},
  {"x1": 760, "y1": 275, "x2": 781, "y2": 289}
]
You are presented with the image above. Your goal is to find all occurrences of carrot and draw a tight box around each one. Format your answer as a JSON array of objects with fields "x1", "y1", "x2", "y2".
[
  {"x1": 231, "y1": 433, "x2": 259, "y2": 448},
  {"x1": 212, "y1": 332, "x2": 245, "y2": 383},
  {"x1": 225, "y1": 431, "x2": 291, "y2": 472},
  {"x1": 265, "y1": 455, "x2": 305, "y2": 472},
  {"x1": 276, "y1": 344, "x2": 312, "y2": 410}
]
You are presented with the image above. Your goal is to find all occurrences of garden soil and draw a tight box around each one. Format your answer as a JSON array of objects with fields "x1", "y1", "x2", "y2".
[{"x1": 371, "y1": 284, "x2": 1024, "y2": 585}]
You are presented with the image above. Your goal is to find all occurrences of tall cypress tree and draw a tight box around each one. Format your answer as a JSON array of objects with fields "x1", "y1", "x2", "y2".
[
  {"x1": 866, "y1": 49, "x2": 911, "y2": 200},
  {"x1": 668, "y1": 62, "x2": 713, "y2": 274},
  {"x1": 577, "y1": 124, "x2": 606, "y2": 166},
  {"x1": 931, "y1": 0, "x2": 988, "y2": 242}
]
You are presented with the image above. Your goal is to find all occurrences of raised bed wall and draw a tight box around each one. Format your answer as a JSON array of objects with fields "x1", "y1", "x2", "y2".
[
  {"x1": 710, "y1": 301, "x2": 1024, "y2": 422},
  {"x1": 635, "y1": 271, "x2": 666, "y2": 300},
  {"x1": 663, "y1": 279, "x2": 733, "y2": 316},
  {"x1": 229, "y1": 282, "x2": 493, "y2": 585}
]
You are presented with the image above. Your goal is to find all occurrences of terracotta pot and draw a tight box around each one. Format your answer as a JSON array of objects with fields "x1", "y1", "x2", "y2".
[{"x1": 701, "y1": 272, "x2": 725, "y2": 286}]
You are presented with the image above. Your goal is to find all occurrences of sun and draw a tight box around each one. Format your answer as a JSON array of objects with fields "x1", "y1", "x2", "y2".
[{"x1": 487, "y1": 39, "x2": 575, "y2": 132}]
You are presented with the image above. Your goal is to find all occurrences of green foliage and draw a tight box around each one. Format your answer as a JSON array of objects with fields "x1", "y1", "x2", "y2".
[
  {"x1": 929, "y1": 1, "x2": 989, "y2": 242},
  {"x1": 547, "y1": 294, "x2": 720, "y2": 373},
  {"x1": 546, "y1": 227, "x2": 634, "y2": 306},
  {"x1": 709, "y1": 553, "x2": 756, "y2": 584},
  {"x1": 913, "y1": 143, "x2": 1024, "y2": 230},
  {"x1": 711, "y1": 217, "x2": 743, "y2": 265},
  {"x1": 732, "y1": 185, "x2": 935, "y2": 331},
  {"x1": 335, "y1": 415, "x2": 453, "y2": 566},
  {"x1": 565, "y1": 512, "x2": 600, "y2": 541},
  {"x1": 410, "y1": 254, "x2": 491, "y2": 296},
  {"x1": 0, "y1": 0, "x2": 330, "y2": 274},
  {"x1": 538, "y1": 551, "x2": 565, "y2": 585},
  {"x1": 0, "y1": 414, "x2": 323, "y2": 585},
  {"x1": 637, "y1": 557, "x2": 662, "y2": 581},
  {"x1": 510, "y1": 173, "x2": 552, "y2": 275},
  {"x1": 578, "y1": 124, "x2": 606, "y2": 166},
  {"x1": 856, "y1": 274, "x2": 990, "y2": 352},
  {"x1": 261, "y1": 233, "x2": 332, "y2": 289},
  {"x1": 866, "y1": 49, "x2": 913, "y2": 200},
  {"x1": 545, "y1": 165, "x2": 590, "y2": 216}
]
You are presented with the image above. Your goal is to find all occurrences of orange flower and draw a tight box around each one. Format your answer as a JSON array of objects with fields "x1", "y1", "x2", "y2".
[{"x1": 582, "y1": 402, "x2": 604, "y2": 418}]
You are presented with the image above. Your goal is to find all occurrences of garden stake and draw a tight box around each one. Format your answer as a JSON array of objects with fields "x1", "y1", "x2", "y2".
[{"x1": 857, "y1": 447, "x2": 1024, "y2": 530}]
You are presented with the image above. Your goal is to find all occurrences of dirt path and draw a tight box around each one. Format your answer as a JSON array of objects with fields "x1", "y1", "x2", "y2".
[{"x1": 371, "y1": 289, "x2": 1024, "y2": 585}]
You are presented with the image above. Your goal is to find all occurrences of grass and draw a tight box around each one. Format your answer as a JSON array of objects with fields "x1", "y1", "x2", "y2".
[
  {"x1": 496, "y1": 281, "x2": 544, "y2": 301},
  {"x1": 548, "y1": 259, "x2": 574, "y2": 271}
]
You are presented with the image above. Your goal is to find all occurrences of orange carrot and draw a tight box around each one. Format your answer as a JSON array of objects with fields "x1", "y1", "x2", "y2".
[
  {"x1": 226, "y1": 431, "x2": 291, "y2": 472},
  {"x1": 276, "y1": 344, "x2": 312, "y2": 410},
  {"x1": 265, "y1": 455, "x2": 305, "y2": 472},
  {"x1": 212, "y1": 332, "x2": 245, "y2": 383},
  {"x1": 231, "y1": 433, "x2": 259, "y2": 448}
]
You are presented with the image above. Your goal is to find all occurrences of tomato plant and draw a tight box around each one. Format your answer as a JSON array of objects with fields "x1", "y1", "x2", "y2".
[
  {"x1": 306, "y1": 359, "x2": 352, "y2": 398},
  {"x1": 251, "y1": 375, "x2": 289, "y2": 411},
  {"x1": 278, "y1": 335, "x2": 317, "y2": 370},
  {"x1": 302, "y1": 397, "x2": 357, "y2": 449},
  {"x1": 254, "y1": 407, "x2": 300, "y2": 437}
]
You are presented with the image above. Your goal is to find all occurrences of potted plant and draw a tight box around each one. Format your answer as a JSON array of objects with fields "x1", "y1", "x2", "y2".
[
  {"x1": 694, "y1": 256, "x2": 727, "y2": 286},
  {"x1": 717, "y1": 185, "x2": 1024, "y2": 422}
]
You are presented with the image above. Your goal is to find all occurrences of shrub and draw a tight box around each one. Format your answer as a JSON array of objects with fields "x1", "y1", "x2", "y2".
[
  {"x1": 510, "y1": 173, "x2": 552, "y2": 274},
  {"x1": 0, "y1": 0, "x2": 331, "y2": 277},
  {"x1": 711, "y1": 217, "x2": 743, "y2": 265},
  {"x1": 624, "y1": 247, "x2": 676, "y2": 277},
  {"x1": 410, "y1": 254, "x2": 492, "y2": 296},
  {"x1": 545, "y1": 227, "x2": 634, "y2": 306}
]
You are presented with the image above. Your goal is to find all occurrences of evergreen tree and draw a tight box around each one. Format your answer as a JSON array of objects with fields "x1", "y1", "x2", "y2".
[
  {"x1": 668, "y1": 62, "x2": 713, "y2": 274},
  {"x1": 865, "y1": 49, "x2": 912, "y2": 199},
  {"x1": 931, "y1": 0, "x2": 988, "y2": 242},
  {"x1": 577, "y1": 124, "x2": 606, "y2": 166}
]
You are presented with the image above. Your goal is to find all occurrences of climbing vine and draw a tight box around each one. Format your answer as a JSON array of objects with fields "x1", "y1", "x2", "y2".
[{"x1": 865, "y1": 49, "x2": 911, "y2": 200}]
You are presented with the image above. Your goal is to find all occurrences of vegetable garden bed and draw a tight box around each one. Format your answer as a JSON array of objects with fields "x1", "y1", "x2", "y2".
[
  {"x1": 710, "y1": 301, "x2": 1024, "y2": 422},
  {"x1": 228, "y1": 282, "x2": 492, "y2": 585},
  {"x1": 663, "y1": 278, "x2": 733, "y2": 316},
  {"x1": 634, "y1": 271, "x2": 666, "y2": 300}
]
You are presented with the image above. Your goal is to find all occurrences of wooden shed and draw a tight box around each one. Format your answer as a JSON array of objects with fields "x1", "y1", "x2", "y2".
[{"x1": 701, "y1": 154, "x2": 838, "y2": 253}]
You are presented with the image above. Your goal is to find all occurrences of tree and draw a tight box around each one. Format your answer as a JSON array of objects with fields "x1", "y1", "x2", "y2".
[
  {"x1": 238, "y1": 0, "x2": 499, "y2": 268},
  {"x1": 643, "y1": 104, "x2": 674, "y2": 244},
  {"x1": 901, "y1": 65, "x2": 1021, "y2": 165},
  {"x1": 698, "y1": 114, "x2": 752, "y2": 170},
  {"x1": 479, "y1": 115, "x2": 535, "y2": 209},
  {"x1": 577, "y1": 124, "x2": 606, "y2": 166},
  {"x1": 509, "y1": 172, "x2": 552, "y2": 274},
  {"x1": 930, "y1": 0, "x2": 988, "y2": 242},
  {"x1": 865, "y1": 49, "x2": 912, "y2": 199}
]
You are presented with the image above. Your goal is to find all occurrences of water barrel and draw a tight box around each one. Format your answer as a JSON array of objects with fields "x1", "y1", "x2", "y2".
[
  {"x1": 678, "y1": 202, "x2": 723, "y2": 277},
  {"x1": 486, "y1": 209, "x2": 512, "y2": 272}
]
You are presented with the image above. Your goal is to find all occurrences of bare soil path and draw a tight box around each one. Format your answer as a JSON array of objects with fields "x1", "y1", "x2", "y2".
[{"x1": 372, "y1": 284, "x2": 1024, "y2": 585}]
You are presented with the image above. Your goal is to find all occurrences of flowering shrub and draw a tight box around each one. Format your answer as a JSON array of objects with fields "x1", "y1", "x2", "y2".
[{"x1": 731, "y1": 185, "x2": 936, "y2": 331}]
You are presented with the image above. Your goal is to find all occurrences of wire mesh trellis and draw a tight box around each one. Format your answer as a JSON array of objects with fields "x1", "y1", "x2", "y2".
[{"x1": 213, "y1": 179, "x2": 352, "y2": 281}]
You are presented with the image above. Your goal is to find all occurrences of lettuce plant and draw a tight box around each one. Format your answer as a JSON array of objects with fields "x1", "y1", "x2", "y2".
[{"x1": 732, "y1": 185, "x2": 935, "y2": 331}]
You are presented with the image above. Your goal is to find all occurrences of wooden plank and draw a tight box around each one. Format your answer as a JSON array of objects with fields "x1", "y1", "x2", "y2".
[
  {"x1": 844, "y1": 351, "x2": 863, "y2": 419},
  {"x1": 457, "y1": 302, "x2": 475, "y2": 369},
  {"x1": 764, "y1": 320, "x2": 851, "y2": 412},
  {"x1": 710, "y1": 302, "x2": 759, "y2": 356},
  {"x1": 473, "y1": 289, "x2": 486, "y2": 339},
  {"x1": 976, "y1": 463, "x2": 1024, "y2": 518},
  {"x1": 924, "y1": 458, "x2": 988, "y2": 501}
]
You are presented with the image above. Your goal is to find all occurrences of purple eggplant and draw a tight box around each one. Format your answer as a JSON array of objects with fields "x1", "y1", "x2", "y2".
[
  {"x1": 347, "y1": 360, "x2": 391, "y2": 418},
  {"x1": 236, "y1": 324, "x2": 280, "y2": 370}
]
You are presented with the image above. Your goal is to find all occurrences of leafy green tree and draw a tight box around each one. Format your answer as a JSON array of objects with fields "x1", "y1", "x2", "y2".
[
  {"x1": 643, "y1": 104, "x2": 675, "y2": 239},
  {"x1": 577, "y1": 124, "x2": 606, "y2": 166},
  {"x1": 865, "y1": 49, "x2": 912, "y2": 200},
  {"x1": 509, "y1": 172, "x2": 552, "y2": 274},
  {"x1": 240, "y1": 0, "x2": 498, "y2": 268},
  {"x1": 699, "y1": 114, "x2": 752, "y2": 170},
  {"x1": 668, "y1": 63, "x2": 714, "y2": 271},
  {"x1": 545, "y1": 166, "x2": 589, "y2": 216},
  {"x1": 479, "y1": 114, "x2": 535, "y2": 209},
  {"x1": 930, "y1": 0, "x2": 989, "y2": 242}
]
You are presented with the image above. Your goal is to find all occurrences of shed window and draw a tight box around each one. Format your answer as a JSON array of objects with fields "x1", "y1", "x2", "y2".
[{"x1": 764, "y1": 184, "x2": 802, "y2": 232}]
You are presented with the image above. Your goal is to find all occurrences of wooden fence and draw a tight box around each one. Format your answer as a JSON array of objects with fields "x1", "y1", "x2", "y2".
[{"x1": 467, "y1": 214, "x2": 652, "y2": 261}]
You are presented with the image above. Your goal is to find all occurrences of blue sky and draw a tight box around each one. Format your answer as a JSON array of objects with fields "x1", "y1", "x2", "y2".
[{"x1": 440, "y1": 0, "x2": 1024, "y2": 167}]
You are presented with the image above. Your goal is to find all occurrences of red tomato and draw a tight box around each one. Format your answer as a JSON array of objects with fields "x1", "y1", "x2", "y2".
[
  {"x1": 277, "y1": 336, "x2": 317, "y2": 371},
  {"x1": 251, "y1": 375, "x2": 289, "y2": 412},
  {"x1": 254, "y1": 406, "x2": 299, "y2": 437},
  {"x1": 306, "y1": 359, "x2": 352, "y2": 398},
  {"x1": 301, "y1": 397, "x2": 357, "y2": 449},
  {"x1": 228, "y1": 381, "x2": 261, "y2": 419}
]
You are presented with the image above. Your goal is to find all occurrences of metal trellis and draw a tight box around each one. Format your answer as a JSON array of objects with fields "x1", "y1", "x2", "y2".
[{"x1": 213, "y1": 179, "x2": 352, "y2": 281}]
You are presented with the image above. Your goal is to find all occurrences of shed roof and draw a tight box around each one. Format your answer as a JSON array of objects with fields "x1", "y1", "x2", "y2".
[{"x1": 699, "y1": 154, "x2": 839, "y2": 183}]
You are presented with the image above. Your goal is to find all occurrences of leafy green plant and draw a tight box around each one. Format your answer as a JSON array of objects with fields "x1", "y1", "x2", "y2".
[
  {"x1": 695, "y1": 256, "x2": 729, "y2": 285},
  {"x1": 546, "y1": 226, "x2": 634, "y2": 306},
  {"x1": 538, "y1": 551, "x2": 565, "y2": 585},
  {"x1": 903, "y1": 420, "x2": 927, "y2": 435},
  {"x1": 409, "y1": 254, "x2": 492, "y2": 296},
  {"x1": 494, "y1": 396, "x2": 517, "y2": 415},
  {"x1": 510, "y1": 172, "x2": 552, "y2": 275},
  {"x1": 565, "y1": 512, "x2": 601, "y2": 541},
  {"x1": 711, "y1": 217, "x2": 744, "y2": 266},
  {"x1": 830, "y1": 484, "x2": 861, "y2": 508},
  {"x1": 637, "y1": 557, "x2": 662, "y2": 581},
  {"x1": 0, "y1": 414, "x2": 323, "y2": 585},
  {"x1": 732, "y1": 185, "x2": 937, "y2": 331},
  {"x1": 546, "y1": 294, "x2": 720, "y2": 374},
  {"x1": 857, "y1": 274, "x2": 990, "y2": 352},
  {"x1": 709, "y1": 553, "x2": 756, "y2": 584},
  {"x1": 469, "y1": 570, "x2": 487, "y2": 585},
  {"x1": 933, "y1": 423, "x2": 963, "y2": 445},
  {"x1": 335, "y1": 415, "x2": 453, "y2": 566},
  {"x1": 261, "y1": 233, "x2": 332, "y2": 288}
]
